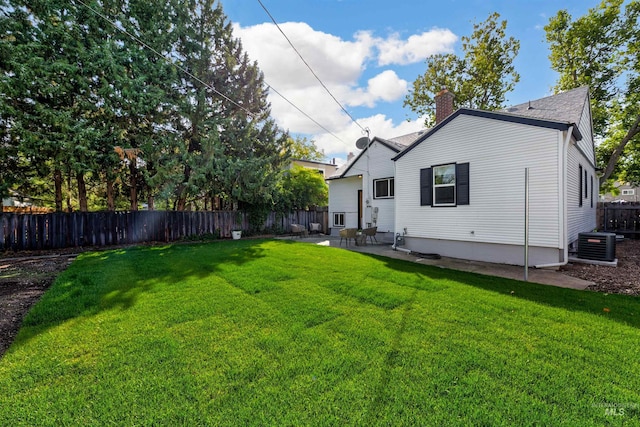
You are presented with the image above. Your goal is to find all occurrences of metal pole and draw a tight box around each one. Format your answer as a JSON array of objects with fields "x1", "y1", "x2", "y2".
[{"x1": 524, "y1": 168, "x2": 529, "y2": 281}]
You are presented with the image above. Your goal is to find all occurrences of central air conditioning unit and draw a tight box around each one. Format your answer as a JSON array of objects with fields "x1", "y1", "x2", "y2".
[{"x1": 577, "y1": 232, "x2": 616, "y2": 262}]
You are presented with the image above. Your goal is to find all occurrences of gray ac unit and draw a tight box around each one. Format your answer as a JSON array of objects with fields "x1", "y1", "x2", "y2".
[{"x1": 577, "y1": 232, "x2": 616, "y2": 262}]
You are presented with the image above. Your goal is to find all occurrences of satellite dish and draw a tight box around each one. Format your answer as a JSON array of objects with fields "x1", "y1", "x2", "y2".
[{"x1": 355, "y1": 136, "x2": 370, "y2": 150}]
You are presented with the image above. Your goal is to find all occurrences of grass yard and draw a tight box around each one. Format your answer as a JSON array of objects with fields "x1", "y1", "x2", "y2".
[{"x1": 0, "y1": 240, "x2": 638, "y2": 426}]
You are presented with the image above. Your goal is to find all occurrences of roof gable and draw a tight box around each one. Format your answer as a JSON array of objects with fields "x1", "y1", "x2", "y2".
[
  {"x1": 394, "y1": 89, "x2": 588, "y2": 161},
  {"x1": 328, "y1": 132, "x2": 422, "y2": 179}
]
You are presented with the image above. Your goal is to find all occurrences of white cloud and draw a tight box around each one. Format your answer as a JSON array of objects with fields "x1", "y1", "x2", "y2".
[
  {"x1": 365, "y1": 70, "x2": 408, "y2": 103},
  {"x1": 313, "y1": 114, "x2": 427, "y2": 162},
  {"x1": 233, "y1": 22, "x2": 373, "y2": 90},
  {"x1": 376, "y1": 28, "x2": 457, "y2": 66},
  {"x1": 232, "y1": 21, "x2": 453, "y2": 159}
]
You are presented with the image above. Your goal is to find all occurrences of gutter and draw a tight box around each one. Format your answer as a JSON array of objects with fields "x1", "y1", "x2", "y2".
[{"x1": 535, "y1": 126, "x2": 572, "y2": 269}]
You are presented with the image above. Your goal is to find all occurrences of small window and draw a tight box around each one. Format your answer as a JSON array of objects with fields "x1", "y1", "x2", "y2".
[
  {"x1": 374, "y1": 178, "x2": 394, "y2": 199},
  {"x1": 622, "y1": 189, "x2": 635, "y2": 196},
  {"x1": 433, "y1": 164, "x2": 456, "y2": 206},
  {"x1": 333, "y1": 212, "x2": 344, "y2": 227},
  {"x1": 579, "y1": 165, "x2": 583, "y2": 207},
  {"x1": 584, "y1": 169, "x2": 588, "y2": 198}
]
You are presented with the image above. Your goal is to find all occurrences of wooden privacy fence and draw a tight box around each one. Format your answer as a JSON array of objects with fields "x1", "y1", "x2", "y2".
[
  {"x1": 0, "y1": 208, "x2": 328, "y2": 252},
  {"x1": 598, "y1": 202, "x2": 640, "y2": 237}
]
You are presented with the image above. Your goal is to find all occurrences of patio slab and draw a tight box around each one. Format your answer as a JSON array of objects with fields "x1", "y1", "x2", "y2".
[{"x1": 283, "y1": 235, "x2": 593, "y2": 291}]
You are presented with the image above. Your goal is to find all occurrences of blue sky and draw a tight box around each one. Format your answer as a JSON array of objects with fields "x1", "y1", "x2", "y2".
[{"x1": 224, "y1": 0, "x2": 600, "y2": 163}]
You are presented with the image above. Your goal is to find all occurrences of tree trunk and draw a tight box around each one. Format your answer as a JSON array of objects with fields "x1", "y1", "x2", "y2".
[
  {"x1": 176, "y1": 165, "x2": 191, "y2": 211},
  {"x1": 77, "y1": 171, "x2": 88, "y2": 212},
  {"x1": 129, "y1": 161, "x2": 138, "y2": 211},
  {"x1": 54, "y1": 168, "x2": 63, "y2": 212},
  {"x1": 66, "y1": 171, "x2": 73, "y2": 212},
  {"x1": 147, "y1": 194, "x2": 155, "y2": 211},
  {"x1": 106, "y1": 176, "x2": 115, "y2": 211},
  {"x1": 601, "y1": 114, "x2": 640, "y2": 184}
]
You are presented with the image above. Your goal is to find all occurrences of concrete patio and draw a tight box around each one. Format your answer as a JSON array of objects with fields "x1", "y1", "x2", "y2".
[{"x1": 280, "y1": 234, "x2": 594, "y2": 291}]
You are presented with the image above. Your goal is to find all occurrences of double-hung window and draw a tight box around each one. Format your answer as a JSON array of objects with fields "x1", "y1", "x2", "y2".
[
  {"x1": 420, "y1": 162, "x2": 469, "y2": 207},
  {"x1": 433, "y1": 164, "x2": 456, "y2": 206},
  {"x1": 333, "y1": 212, "x2": 345, "y2": 227},
  {"x1": 374, "y1": 178, "x2": 394, "y2": 199}
]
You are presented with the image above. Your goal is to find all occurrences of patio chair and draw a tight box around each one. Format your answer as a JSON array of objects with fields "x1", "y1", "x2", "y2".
[
  {"x1": 309, "y1": 223, "x2": 321, "y2": 234},
  {"x1": 339, "y1": 228, "x2": 358, "y2": 246},
  {"x1": 291, "y1": 224, "x2": 308, "y2": 238},
  {"x1": 362, "y1": 226, "x2": 378, "y2": 244}
]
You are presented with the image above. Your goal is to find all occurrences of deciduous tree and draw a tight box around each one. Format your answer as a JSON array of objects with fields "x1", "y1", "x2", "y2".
[
  {"x1": 545, "y1": 0, "x2": 640, "y2": 185},
  {"x1": 404, "y1": 12, "x2": 520, "y2": 127}
]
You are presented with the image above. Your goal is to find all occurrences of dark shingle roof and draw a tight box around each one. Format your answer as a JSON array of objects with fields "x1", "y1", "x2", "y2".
[{"x1": 501, "y1": 86, "x2": 589, "y2": 125}]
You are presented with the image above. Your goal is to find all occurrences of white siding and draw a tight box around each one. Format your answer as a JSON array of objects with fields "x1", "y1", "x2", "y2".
[
  {"x1": 575, "y1": 99, "x2": 595, "y2": 166},
  {"x1": 395, "y1": 114, "x2": 561, "y2": 249},
  {"x1": 328, "y1": 176, "x2": 361, "y2": 232},
  {"x1": 566, "y1": 98, "x2": 597, "y2": 244},
  {"x1": 363, "y1": 140, "x2": 397, "y2": 233},
  {"x1": 329, "y1": 140, "x2": 398, "y2": 233},
  {"x1": 566, "y1": 142, "x2": 597, "y2": 244}
]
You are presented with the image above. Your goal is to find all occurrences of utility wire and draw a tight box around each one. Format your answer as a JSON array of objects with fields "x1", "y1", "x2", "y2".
[
  {"x1": 74, "y1": 0, "x2": 254, "y2": 117},
  {"x1": 265, "y1": 84, "x2": 344, "y2": 141},
  {"x1": 74, "y1": 0, "x2": 347, "y2": 144},
  {"x1": 257, "y1": 0, "x2": 368, "y2": 134}
]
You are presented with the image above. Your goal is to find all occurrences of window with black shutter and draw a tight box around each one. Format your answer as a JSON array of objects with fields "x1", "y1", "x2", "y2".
[{"x1": 420, "y1": 163, "x2": 469, "y2": 206}]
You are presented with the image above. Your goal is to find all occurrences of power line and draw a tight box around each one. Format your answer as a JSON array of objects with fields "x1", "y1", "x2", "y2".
[
  {"x1": 74, "y1": 0, "x2": 347, "y2": 144},
  {"x1": 74, "y1": 0, "x2": 254, "y2": 117},
  {"x1": 265, "y1": 84, "x2": 344, "y2": 141},
  {"x1": 257, "y1": 0, "x2": 368, "y2": 134}
]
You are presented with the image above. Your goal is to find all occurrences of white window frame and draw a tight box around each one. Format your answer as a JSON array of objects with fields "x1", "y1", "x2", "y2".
[
  {"x1": 433, "y1": 164, "x2": 456, "y2": 206},
  {"x1": 373, "y1": 178, "x2": 394, "y2": 199},
  {"x1": 622, "y1": 189, "x2": 635, "y2": 196},
  {"x1": 333, "y1": 212, "x2": 345, "y2": 227}
]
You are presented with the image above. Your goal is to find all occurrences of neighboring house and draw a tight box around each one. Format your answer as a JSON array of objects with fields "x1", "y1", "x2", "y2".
[
  {"x1": 2, "y1": 190, "x2": 33, "y2": 208},
  {"x1": 291, "y1": 159, "x2": 339, "y2": 179},
  {"x1": 601, "y1": 182, "x2": 640, "y2": 203},
  {"x1": 328, "y1": 86, "x2": 597, "y2": 266},
  {"x1": 327, "y1": 131, "x2": 424, "y2": 242}
]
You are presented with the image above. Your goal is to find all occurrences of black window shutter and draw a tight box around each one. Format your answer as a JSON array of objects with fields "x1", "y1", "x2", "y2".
[
  {"x1": 420, "y1": 168, "x2": 432, "y2": 206},
  {"x1": 579, "y1": 165, "x2": 583, "y2": 207},
  {"x1": 456, "y1": 163, "x2": 470, "y2": 205}
]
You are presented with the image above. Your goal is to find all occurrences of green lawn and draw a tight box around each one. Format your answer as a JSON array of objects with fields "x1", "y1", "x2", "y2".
[{"x1": 0, "y1": 240, "x2": 638, "y2": 426}]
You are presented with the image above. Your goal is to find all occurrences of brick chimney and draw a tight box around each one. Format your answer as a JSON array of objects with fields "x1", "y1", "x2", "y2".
[{"x1": 435, "y1": 88, "x2": 454, "y2": 125}]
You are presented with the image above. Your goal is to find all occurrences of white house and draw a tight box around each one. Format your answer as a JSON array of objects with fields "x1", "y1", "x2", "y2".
[
  {"x1": 327, "y1": 132, "x2": 423, "y2": 242},
  {"x1": 328, "y1": 86, "x2": 597, "y2": 266},
  {"x1": 393, "y1": 87, "x2": 597, "y2": 266}
]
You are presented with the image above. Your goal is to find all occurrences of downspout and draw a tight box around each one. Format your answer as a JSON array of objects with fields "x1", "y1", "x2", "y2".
[{"x1": 535, "y1": 126, "x2": 572, "y2": 269}]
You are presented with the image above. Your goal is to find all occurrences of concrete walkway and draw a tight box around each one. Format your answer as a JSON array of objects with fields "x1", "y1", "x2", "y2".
[{"x1": 283, "y1": 235, "x2": 593, "y2": 290}]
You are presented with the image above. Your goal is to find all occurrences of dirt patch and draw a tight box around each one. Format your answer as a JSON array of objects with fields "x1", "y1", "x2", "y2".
[
  {"x1": 0, "y1": 254, "x2": 76, "y2": 356},
  {"x1": 561, "y1": 238, "x2": 640, "y2": 296}
]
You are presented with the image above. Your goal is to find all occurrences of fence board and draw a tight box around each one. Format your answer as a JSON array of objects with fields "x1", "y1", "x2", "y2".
[
  {"x1": 0, "y1": 208, "x2": 328, "y2": 252},
  {"x1": 598, "y1": 202, "x2": 640, "y2": 237}
]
